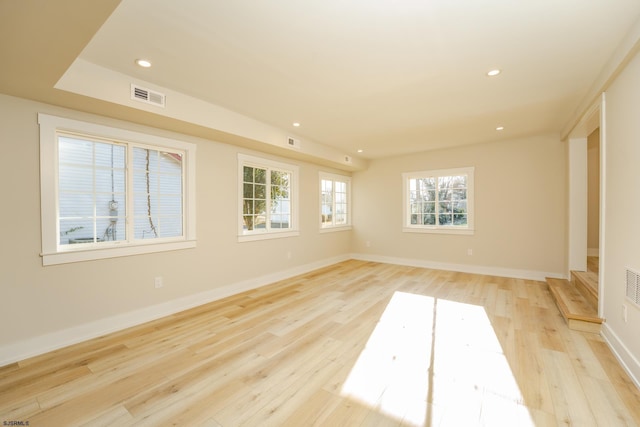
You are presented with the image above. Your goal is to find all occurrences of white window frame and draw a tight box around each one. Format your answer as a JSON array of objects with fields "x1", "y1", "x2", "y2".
[
  {"x1": 237, "y1": 153, "x2": 299, "y2": 242},
  {"x1": 39, "y1": 113, "x2": 197, "y2": 265},
  {"x1": 402, "y1": 167, "x2": 475, "y2": 235},
  {"x1": 319, "y1": 172, "x2": 352, "y2": 232}
]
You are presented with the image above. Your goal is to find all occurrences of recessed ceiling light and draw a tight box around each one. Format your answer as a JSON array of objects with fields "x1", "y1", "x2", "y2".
[
  {"x1": 487, "y1": 69, "x2": 501, "y2": 77},
  {"x1": 293, "y1": 122, "x2": 300, "y2": 127},
  {"x1": 136, "y1": 59, "x2": 152, "y2": 68},
  {"x1": 357, "y1": 149, "x2": 363, "y2": 153},
  {"x1": 496, "y1": 126, "x2": 505, "y2": 131}
]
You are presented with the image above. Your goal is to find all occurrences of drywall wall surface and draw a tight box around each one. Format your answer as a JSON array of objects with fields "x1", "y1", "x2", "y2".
[
  {"x1": 602, "y1": 49, "x2": 640, "y2": 383},
  {"x1": 351, "y1": 134, "x2": 567, "y2": 278},
  {"x1": 0, "y1": 94, "x2": 351, "y2": 361}
]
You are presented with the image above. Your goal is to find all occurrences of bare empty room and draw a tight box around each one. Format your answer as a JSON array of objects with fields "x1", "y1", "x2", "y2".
[{"x1": 2, "y1": 1, "x2": 640, "y2": 425}]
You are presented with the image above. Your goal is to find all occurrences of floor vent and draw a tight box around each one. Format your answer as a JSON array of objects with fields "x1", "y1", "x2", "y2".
[
  {"x1": 626, "y1": 267, "x2": 640, "y2": 306},
  {"x1": 131, "y1": 84, "x2": 166, "y2": 107}
]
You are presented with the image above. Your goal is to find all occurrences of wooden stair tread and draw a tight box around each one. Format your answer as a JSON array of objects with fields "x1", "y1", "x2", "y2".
[
  {"x1": 572, "y1": 270, "x2": 598, "y2": 295},
  {"x1": 571, "y1": 270, "x2": 599, "y2": 313},
  {"x1": 546, "y1": 278, "x2": 603, "y2": 333}
]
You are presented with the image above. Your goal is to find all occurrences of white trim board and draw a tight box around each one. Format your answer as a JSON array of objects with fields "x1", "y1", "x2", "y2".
[
  {"x1": 350, "y1": 253, "x2": 566, "y2": 282},
  {"x1": 601, "y1": 323, "x2": 640, "y2": 390},
  {"x1": 0, "y1": 254, "x2": 349, "y2": 367}
]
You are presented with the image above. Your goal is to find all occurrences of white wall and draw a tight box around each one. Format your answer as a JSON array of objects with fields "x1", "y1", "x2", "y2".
[
  {"x1": 587, "y1": 129, "x2": 600, "y2": 255},
  {"x1": 351, "y1": 134, "x2": 567, "y2": 279},
  {"x1": 0, "y1": 94, "x2": 352, "y2": 364},
  {"x1": 601, "y1": 49, "x2": 640, "y2": 384}
]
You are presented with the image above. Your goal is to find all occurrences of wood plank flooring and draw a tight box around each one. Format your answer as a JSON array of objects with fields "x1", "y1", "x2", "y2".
[{"x1": 1, "y1": 260, "x2": 639, "y2": 426}]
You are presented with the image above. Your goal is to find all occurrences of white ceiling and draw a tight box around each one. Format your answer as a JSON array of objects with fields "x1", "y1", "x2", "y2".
[{"x1": 54, "y1": 1, "x2": 640, "y2": 157}]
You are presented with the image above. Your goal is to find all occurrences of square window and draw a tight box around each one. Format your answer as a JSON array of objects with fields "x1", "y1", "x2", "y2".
[{"x1": 403, "y1": 167, "x2": 474, "y2": 235}]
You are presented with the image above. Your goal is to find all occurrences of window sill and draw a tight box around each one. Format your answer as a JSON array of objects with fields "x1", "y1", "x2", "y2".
[
  {"x1": 41, "y1": 240, "x2": 197, "y2": 266},
  {"x1": 320, "y1": 225, "x2": 352, "y2": 234},
  {"x1": 238, "y1": 230, "x2": 300, "y2": 243},
  {"x1": 403, "y1": 226, "x2": 474, "y2": 236}
]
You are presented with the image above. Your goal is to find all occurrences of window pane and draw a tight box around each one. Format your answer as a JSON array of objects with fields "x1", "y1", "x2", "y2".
[
  {"x1": 453, "y1": 200, "x2": 467, "y2": 213},
  {"x1": 133, "y1": 147, "x2": 184, "y2": 239},
  {"x1": 243, "y1": 166, "x2": 254, "y2": 183},
  {"x1": 58, "y1": 136, "x2": 127, "y2": 245},
  {"x1": 59, "y1": 165, "x2": 93, "y2": 192},
  {"x1": 243, "y1": 215, "x2": 254, "y2": 230},
  {"x1": 439, "y1": 214, "x2": 453, "y2": 225},
  {"x1": 425, "y1": 202, "x2": 435, "y2": 213},
  {"x1": 59, "y1": 137, "x2": 92, "y2": 165},
  {"x1": 424, "y1": 214, "x2": 436, "y2": 225},
  {"x1": 160, "y1": 152, "x2": 182, "y2": 171},
  {"x1": 134, "y1": 216, "x2": 160, "y2": 239},
  {"x1": 255, "y1": 168, "x2": 267, "y2": 184},
  {"x1": 322, "y1": 185, "x2": 333, "y2": 225},
  {"x1": 59, "y1": 194, "x2": 93, "y2": 217},
  {"x1": 453, "y1": 213, "x2": 467, "y2": 225},
  {"x1": 159, "y1": 216, "x2": 183, "y2": 237},
  {"x1": 452, "y1": 189, "x2": 467, "y2": 201},
  {"x1": 96, "y1": 169, "x2": 125, "y2": 193},
  {"x1": 59, "y1": 218, "x2": 95, "y2": 245},
  {"x1": 160, "y1": 195, "x2": 183, "y2": 216},
  {"x1": 243, "y1": 200, "x2": 255, "y2": 215},
  {"x1": 243, "y1": 183, "x2": 254, "y2": 198},
  {"x1": 452, "y1": 175, "x2": 467, "y2": 188},
  {"x1": 96, "y1": 194, "x2": 125, "y2": 217},
  {"x1": 159, "y1": 174, "x2": 182, "y2": 194},
  {"x1": 95, "y1": 143, "x2": 125, "y2": 168},
  {"x1": 134, "y1": 171, "x2": 158, "y2": 194},
  {"x1": 255, "y1": 184, "x2": 266, "y2": 200},
  {"x1": 134, "y1": 193, "x2": 157, "y2": 215}
]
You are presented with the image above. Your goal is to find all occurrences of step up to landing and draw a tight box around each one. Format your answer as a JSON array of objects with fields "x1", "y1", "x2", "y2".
[
  {"x1": 546, "y1": 277, "x2": 603, "y2": 334},
  {"x1": 572, "y1": 270, "x2": 599, "y2": 310}
]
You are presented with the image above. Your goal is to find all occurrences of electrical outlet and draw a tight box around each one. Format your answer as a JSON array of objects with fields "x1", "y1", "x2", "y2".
[
  {"x1": 154, "y1": 277, "x2": 163, "y2": 289},
  {"x1": 286, "y1": 251, "x2": 292, "y2": 260},
  {"x1": 623, "y1": 304, "x2": 628, "y2": 323},
  {"x1": 366, "y1": 241, "x2": 371, "y2": 248},
  {"x1": 467, "y1": 248, "x2": 473, "y2": 256}
]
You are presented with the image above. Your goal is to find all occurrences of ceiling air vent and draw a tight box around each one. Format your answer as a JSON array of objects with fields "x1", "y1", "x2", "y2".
[
  {"x1": 344, "y1": 155, "x2": 352, "y2": 164},
  {"x1": 131, "y1": 84, "x2": 166, "y2": 108},
  {"x1": 287, "y1": 137, "x2": 301, "y2": 149},
  {"x1": 626, "y1": 268, "x2": 640, "y2": 306}
]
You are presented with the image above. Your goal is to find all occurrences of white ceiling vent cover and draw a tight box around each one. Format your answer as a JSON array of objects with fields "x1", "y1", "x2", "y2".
[
  {"x1": 131, "y1": 84, "x2": 166, "y2": 108},
  {"x1": 626, "y1": 267, "x2": 640, "y2": 306},
  {"x1": 287, "y1": 137, "x2": 301, "y2": 149}
]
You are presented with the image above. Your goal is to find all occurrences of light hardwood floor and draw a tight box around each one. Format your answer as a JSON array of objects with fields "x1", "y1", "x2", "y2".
[{"x1": 1, "y1": 260, "x2": 639, "y2": 426}]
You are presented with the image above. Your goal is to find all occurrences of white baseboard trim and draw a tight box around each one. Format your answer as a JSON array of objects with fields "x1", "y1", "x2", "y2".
[
  {"x1": 601, "y1": 323, "x2": 640, "y2": 390},
  {"x1": 0, "y1": 254, "x2": 350, "y2": 367},
  {"x1": 587, "y1": 248, "x2": 600, "y2": 257},
  {"x1": 350, "y1": 253, "x2": 566, "y2": 282}
]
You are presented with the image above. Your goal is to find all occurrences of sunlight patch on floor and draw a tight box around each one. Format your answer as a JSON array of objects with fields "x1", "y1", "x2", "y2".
[{"x1": 340, "y1": 291, "x2": 535, "y2": 426}]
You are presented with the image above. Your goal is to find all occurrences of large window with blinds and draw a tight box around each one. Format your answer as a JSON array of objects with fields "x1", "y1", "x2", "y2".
[{"x1": 39, "y1": 114, "x2": 196, "y2": 265}]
